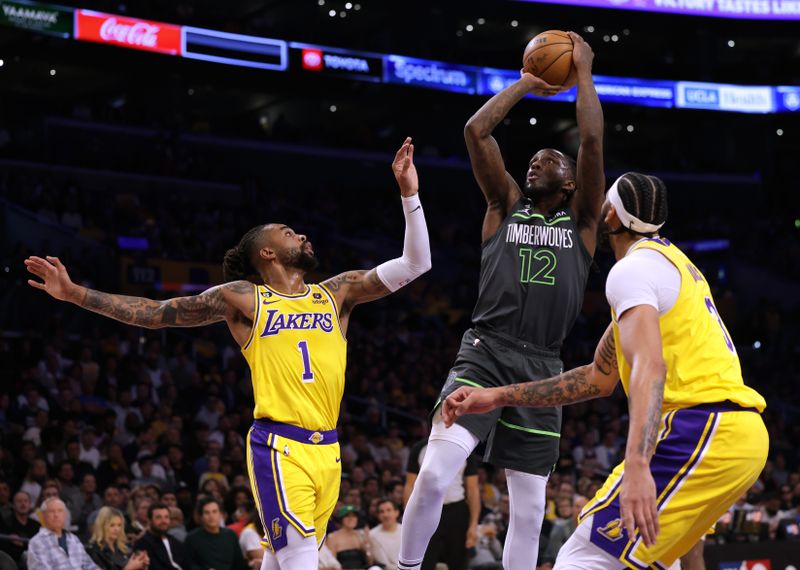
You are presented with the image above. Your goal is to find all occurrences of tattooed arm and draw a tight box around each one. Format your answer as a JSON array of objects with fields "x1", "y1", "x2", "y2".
[
  {"x1": 464, "y1": 74, "x2": 562, "y2": 242},
  {"x1": 25, "y1": 255, "x2": 254, "y2": 333},
  {"x1": 442, "y1": 324, "x2": 620, "y2": 425},
  {"x1": 617, "y1": 304, "x2": 665, "y2": 548}
]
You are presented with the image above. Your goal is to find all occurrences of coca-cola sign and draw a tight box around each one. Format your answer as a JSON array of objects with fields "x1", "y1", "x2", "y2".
[{"x1": 75, "y1": 9, "x2": 182, "y2": 55}]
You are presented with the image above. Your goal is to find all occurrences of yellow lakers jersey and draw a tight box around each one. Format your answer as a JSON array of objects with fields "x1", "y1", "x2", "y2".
[
  {"x1": 242, "y1": 283, "x2": 346, "y2": 431},
  {"x1": 611, "y1": 238, "x2": 765, "y2": 412}
]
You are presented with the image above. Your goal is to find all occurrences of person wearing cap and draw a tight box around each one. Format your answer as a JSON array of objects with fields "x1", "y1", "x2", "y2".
[
  {"x1": 443, "y1": 172, "x2": 768, "y2": 569},
  {"x1": 326, "y1": 505, "x2": 381, "y2": 570}
]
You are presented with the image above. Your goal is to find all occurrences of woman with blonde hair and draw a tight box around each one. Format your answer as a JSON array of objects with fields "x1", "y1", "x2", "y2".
[{"x1": 87, "y1": 506, "x2": 150, "y2": 570}]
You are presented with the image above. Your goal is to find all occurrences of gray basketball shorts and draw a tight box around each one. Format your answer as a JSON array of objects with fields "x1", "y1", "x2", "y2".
[{"x1": 436, "y1": 327, "x2": 563, "y2": 476}]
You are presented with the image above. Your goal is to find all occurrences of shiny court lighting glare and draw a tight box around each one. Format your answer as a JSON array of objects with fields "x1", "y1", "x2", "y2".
[{"x1": 753, "y1": 341, "x2": 762, "y2": 349}]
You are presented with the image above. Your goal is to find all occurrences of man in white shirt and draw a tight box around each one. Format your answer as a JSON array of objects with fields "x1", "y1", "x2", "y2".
[
  {"x1": 370, "y1": 499, "x2": 402, "y2": 570},
  {"x1": 27, "y1": 498, "x2": 98, "y2": 570}
]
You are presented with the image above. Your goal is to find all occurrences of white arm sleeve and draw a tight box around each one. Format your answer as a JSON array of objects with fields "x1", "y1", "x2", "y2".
[
  {"x1": 605, "y1": 248, "x2": 681, "y2": 318},
  {"x1": 376, "y1": 193, "x2": 432, "y2": 292}
]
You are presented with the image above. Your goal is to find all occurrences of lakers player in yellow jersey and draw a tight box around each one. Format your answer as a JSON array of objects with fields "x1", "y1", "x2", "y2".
[
  {"x1": 441, "y1": 172, "x2": 768, "y2": 569},
  {"x1": 24, "y1": 138, "x2": 431, "y2": 570}
]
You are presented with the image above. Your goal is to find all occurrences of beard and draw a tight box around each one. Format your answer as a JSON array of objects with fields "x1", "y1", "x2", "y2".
[
  {"x1": 288, "y1": 248, "x2": 319, "y2": 272},
  {"x1": 596, "y1": 217, "x2": 613, "y2": 252}
]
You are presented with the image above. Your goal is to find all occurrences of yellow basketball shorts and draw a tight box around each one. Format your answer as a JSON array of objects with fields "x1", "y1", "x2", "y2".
[
  {"x1": 246, "y1": 419, "x2": 341, "y2": 552},
  {"x1": 577, "y1": 402, "x2": 768, "y2": 569}
]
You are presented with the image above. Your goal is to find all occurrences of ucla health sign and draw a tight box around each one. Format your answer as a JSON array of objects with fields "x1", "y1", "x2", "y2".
[
  {"x1": 676, "y1": 82, "x2": 775, "y2": 113},
  {"x1": 516, "y1": 0, "x2": 800, "y2": 19}
]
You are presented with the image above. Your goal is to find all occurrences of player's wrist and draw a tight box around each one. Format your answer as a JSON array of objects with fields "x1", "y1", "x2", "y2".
[{"x1": 401, "y1": 193, "x2": 421, "y2": 208}]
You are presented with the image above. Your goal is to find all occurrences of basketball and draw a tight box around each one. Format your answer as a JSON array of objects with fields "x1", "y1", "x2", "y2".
[{"x1": 522, "y1": 30, "x2": 577, "y2": 87}]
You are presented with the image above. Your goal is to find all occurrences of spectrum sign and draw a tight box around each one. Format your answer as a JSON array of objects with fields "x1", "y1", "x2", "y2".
[{"x1": 74, "y1": 9, "x2": 182, "y2": 55}]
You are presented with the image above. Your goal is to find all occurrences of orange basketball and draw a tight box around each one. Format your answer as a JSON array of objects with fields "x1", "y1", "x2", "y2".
[{"x1": 522, "y1": 30, "x2": 577, "y2": 88}]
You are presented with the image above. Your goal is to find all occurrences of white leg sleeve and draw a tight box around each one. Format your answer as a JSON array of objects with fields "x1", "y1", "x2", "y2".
[
  {"x1": 398, "y1": 421, "x2": 478, "y2": 570},
  {"x1": 376, "y1": 193, "x2": 431, "y2": 292},
  {"x1": 274, "y1": 526, "x2": 319, "y2": 570},
  {"x1": 259, "y1": 551, "x2": 280, "y2": 570},
  {"x1": 503, "y1": 469, "x2": 548, "y2": 570}
]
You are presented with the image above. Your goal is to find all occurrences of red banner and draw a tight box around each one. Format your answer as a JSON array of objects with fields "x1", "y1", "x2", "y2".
[{"x1": 75, "y1": 9, "x2": 182, "y2": 56}]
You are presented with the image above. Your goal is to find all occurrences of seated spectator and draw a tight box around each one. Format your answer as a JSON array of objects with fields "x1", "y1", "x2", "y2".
[
  {"x1": 369, "y1": 499, "x2": 401, "y2": 570},
  {"x1": 20, "y1": 458, "x2": 48, "y2": 505},
  {"x1": 544, "y1": 495, "x2": 587, "y2": 561},
  {"x1": 75, "y1": 473, "x2": 103, "y2": 535},
  {"x1": 35, "y1": 479, "x2": 75, "y2": 531},
  {"x1": 0, "y1": 490, "x2": 40, "y2": 564},
  {"x1": 236, "y1": 502, "x2": 264, "y2": 568},
  {"x1": 469, "y1": 523, "x2": 502, "y2": 570},
  {"x1": 185, "y1": 497, "x2": 247, "y2": 570},
  {"x1": 0, "y1": 479, "x2": 11, "y2": 522},
  {"x1": 326, "y1": 505, "x2": 380, "y2": 570},
  {"x1": 133, "y1": 502, "x2": 188, "y2": 570},
  {"x1": 27, "y1": 497, "x2": 98, "y2": 570},
  {"x1": 86, "y1": 506, "x2": 150, "y2": 570},
  {"x1": 167, "y1": 507, "x2": 187, "y2": 543},
  {"x1": 198, "y1": 456, "x2": 230, "y2": 495}
]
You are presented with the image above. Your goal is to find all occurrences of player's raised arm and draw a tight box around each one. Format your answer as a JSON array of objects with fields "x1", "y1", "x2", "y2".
[
  {"x1": 322, "y1": 137, "x2": 431, "y2": 315},
  {"x1": 464, "y1": 73, "x2": 562, "y2": 242},
  {"x1": 25, "y1": 255, "x2": 255, "y2": 340},
  {"x1": 442, "y1": 323, "x2": 620, "y2": 426},
  {"x1": 568, "y1": 32, "x2": 605, "y2": 255}
]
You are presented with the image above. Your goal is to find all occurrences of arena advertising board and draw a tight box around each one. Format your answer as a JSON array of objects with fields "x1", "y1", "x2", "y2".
[
  {"x1": 0, "y1": 0, "x2": 72, "y2": 37},
  {"x1": 515, "y1": 0, "x2": 800, "y2": 20},
  {"x1": 290, "y1": 42, "x2": 383, "y2": 82},
  {"x1": 74, "y1": 9, "x2": 182, "y2": 56},
  {"x1": 384, "y1": 55, "x2": 480, "y2": 95},
  {"x1": 183, "y1": 27, "x2": 287, "y2": 71}
]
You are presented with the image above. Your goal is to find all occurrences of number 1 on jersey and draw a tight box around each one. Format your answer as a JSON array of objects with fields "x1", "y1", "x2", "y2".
[{"x1": 297, "y1": 341, "x2": 315, "y2": 383}]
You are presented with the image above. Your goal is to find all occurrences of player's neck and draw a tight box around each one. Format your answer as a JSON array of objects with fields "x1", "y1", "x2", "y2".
[
  {"x1": 532, "y1": 193, "x2": 566, "y2": 215},
  {"x1": 611, "y1": 233, "x2": 642, "y2": 261},
  {"x1": 260, "y1": 265, "x2": 307, "y2": 294}
]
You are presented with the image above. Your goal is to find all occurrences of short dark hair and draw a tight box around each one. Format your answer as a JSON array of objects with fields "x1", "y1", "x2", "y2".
[
  {"x1": 147, "y1": 502, "x2": 170, "y2": 520},
  {"x1": 196, "y1": 496, "x2": 221, "y2": 515},
  {"x1": 376, "y1": 497, "x2": 398, "y2": 511}
]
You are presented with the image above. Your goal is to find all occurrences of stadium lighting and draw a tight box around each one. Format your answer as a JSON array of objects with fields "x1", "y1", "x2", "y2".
[
  {"x1": 611, "y1": 34, "x2": 619, "y2": 42},
  {"x1": 329, "y1": 9, "x2": 336, "y2": 16},
  {"x1": 346, "y1": 2, "x2": 353, "y2": 8},
  {"x1": 466, "y1": 24, "x2": 474, "y2": 32},
  {"x1": 777, "y1": 128, "x2": 784, "y2": 136},
  {"x1": 626, "y1": 124, "x2": 634, "y2": 132},
  {"x1": 478, "y1": 18, "x2": 486, "y2": 24},
  {"x1": 529, "y1": 117, "x2": 537, "y2": 125},
  {"x1": 728, "y1": 40, "x2": 735, "y2": 47},
  {"x1": 585, "y1": 25, "x2": 595, "y2": 32},
  {"x1": 511, "y1": 20, "x2": 519, "y2": 27},
  {"x1": 329, "y1": 105, "x2": 338, "y2": 112},
  {"x1": 50, "y1": 68, "x2": 56, "y2": 76}
]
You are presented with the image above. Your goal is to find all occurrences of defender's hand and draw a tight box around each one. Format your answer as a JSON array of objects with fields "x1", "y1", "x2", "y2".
[
  {"x1": 568, "y1": 32, "x2": 594, "y2": 73},
  {"x1": 24, "y1": 256, "x2": 80, "y2": 302},
  {"x1": 392, "y1": 137, "x2": 418, "y2": 197},
  {"x1": 620, "y1": 463, "x2": 660, "y2": 548},
  {"x1": 442, "y1": 386, "x2": 502, "y2": 427},
  {"x1": 519, "y1": 72, "x2": 564, "y2": 97}
]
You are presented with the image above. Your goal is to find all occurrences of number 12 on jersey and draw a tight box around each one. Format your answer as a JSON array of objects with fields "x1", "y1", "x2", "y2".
[{"x1": 297, "y1": 340, "x2": 315, "y2": 383}]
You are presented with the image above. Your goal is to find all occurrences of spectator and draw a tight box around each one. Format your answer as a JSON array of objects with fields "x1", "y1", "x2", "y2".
[
  {"x1": 236, "y1": 502, "x2": 264, "y2": 568},
  {"x1": 131, "y1": 455, "x2": 166, "y2": 490},
  {"x1": 544, "y1": 495, "x2": 587, "y2": 561},
  {"x1": 184, "y1": 496, "x2": 247, "y2": 570},
  {"x1": 87, "y1": 485, "x2": 126, "y2": 535},
  {"x1": 36, "y1": 480, "x2": 75, "y2": 531},
  {"x1": 86, "y1": 506, "x2": 150, "y2": 570},
  {"x1": 80, "y1": 428, "x2": 101, "y2": 470},
  {"x1": 469, "y1": 523, "x2": 502, "y2": 570},
  {"x1": 326, "y1": 505, "x2": 380, "y2": 570},
  {"x1": 369, "y1": 499, "x2": 402, "y2": 570},
  {"x1": 167, "y1": 507, "x2": 187, "y2": 543},
  {"x1": 20, "y1": 457, "x2": 48, "y2": 505},
  {"x1": 75, "y1": 473, "x2": 103, "y2": 535},
  {"x1": 0, "y1": 479, "x2": 11, "y2": 522},
  {"x1": 0, "y1": 490, "x2": 40, "y2": 563},
  {"x1": 27, "y1": 497, "x2": 98, "y2": 570},
  {"x1": 96, "y1": 443, "x2": 130, "y2": 490},
  {"x1": 133, "y1": 502, "x2": 188, "y2": 570},
  {"x1": 197, "y1": 455, "x2": 230, "y2": 493}
]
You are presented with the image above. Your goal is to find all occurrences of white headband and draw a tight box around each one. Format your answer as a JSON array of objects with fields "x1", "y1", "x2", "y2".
[{"x1": 607, "y1": 176, "x2": 665, "y2": 234}]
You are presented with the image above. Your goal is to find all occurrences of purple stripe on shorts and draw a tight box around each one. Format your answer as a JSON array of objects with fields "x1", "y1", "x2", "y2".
[
  {"x1": 589, "y1": 408, "x2": 717, "y2": 561},
  {"x1": 248, "y1": 428, "x2": 290, "y2": 551}
]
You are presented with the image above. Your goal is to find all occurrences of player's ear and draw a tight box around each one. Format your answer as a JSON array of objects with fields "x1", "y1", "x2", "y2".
[
  {"x1": 259, "y1": 246, "x2": 276, "y2": 261},
  {"x1": 605, "y1": 204, "x2": 620, "y2": 226}
]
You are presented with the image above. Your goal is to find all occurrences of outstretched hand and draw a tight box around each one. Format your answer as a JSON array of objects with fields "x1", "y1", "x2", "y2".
[
  {"x1": 441, "y1": 386, "x2": 503, "y2": 427},
  {"x1": 392, "y1": 137, "x2": 418, "y2": 197},
  {"x1": 24, "y1": 256, "x2": 78, "y2": 301}
]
